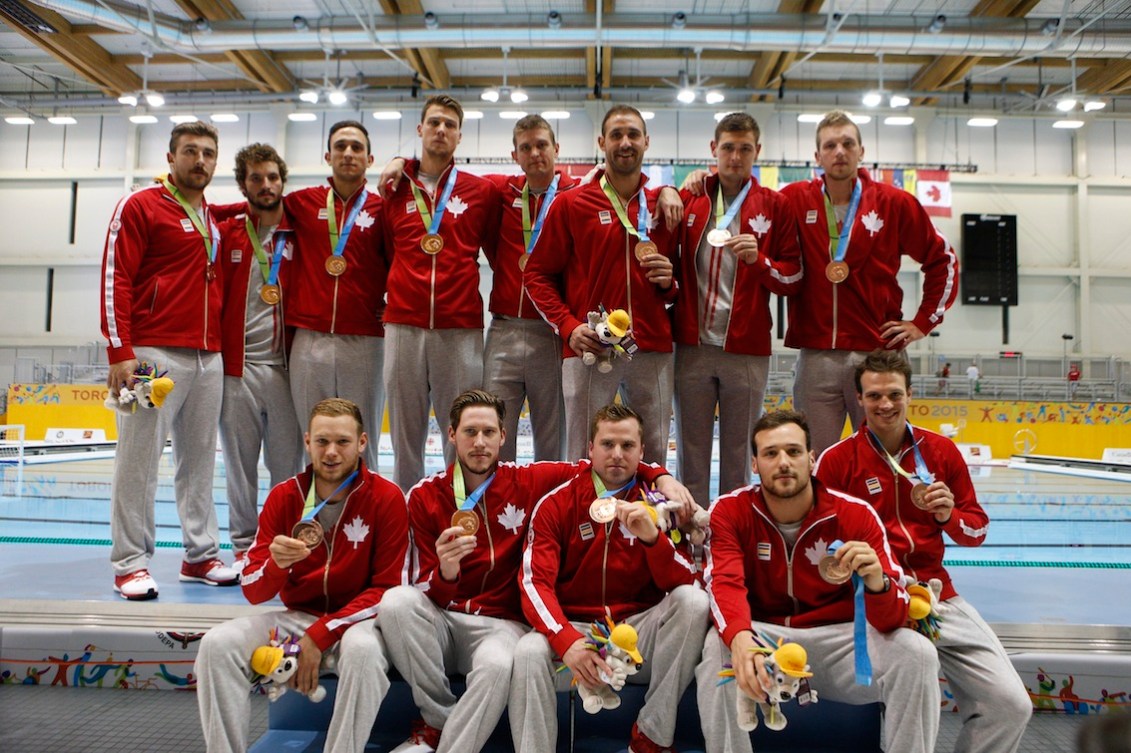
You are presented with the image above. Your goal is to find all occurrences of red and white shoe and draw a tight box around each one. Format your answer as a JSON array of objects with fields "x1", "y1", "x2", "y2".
[
  {"x1": 390, "y1": 719, "x2": 441, "y2": 753},
  {"x1": 628, "y1": 722, "x2": 679, "y2": 753},
  {"x1": 114, "y1": 569, "x2": 159, "y2": 600},
  {"x1": 179, "y1": 558, "x2": 239, "y2": 586},
  {"x1": 231, "y1": 550, "x2": 249, "y2": 578}
]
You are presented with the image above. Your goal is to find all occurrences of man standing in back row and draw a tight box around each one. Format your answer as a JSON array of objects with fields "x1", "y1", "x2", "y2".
[
  {"x1": 101, "y1": 121, "x2": 237, "y2": 600},
  {"x1": 781, "y1": 110, "x2": 958, "y2": 454},
  {"x1": 381, "y1": 95, "x2": 501, "y2": 492},
  {"x1": 524, "y1": 105, "x2": 679, "y2": 467}
]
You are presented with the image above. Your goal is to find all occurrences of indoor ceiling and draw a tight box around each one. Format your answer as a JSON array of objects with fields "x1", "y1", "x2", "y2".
[{"x1": 3, "y1": 0, "x2": 1131, "y2": 119}]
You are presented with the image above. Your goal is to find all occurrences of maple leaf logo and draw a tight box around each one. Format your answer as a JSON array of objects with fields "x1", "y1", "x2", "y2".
[
  {"x1": 803, "y1": 538, "x2": 829, "y2": 567},
  {"x1": 354, "y1": 210, "x2": 374, "y2": 231},
  {"x1": 861, "y1": 210, "x2": 884, "y2": 237},
  {"x1": 343, "y1": 516, "x2": 370, "y2": 549},
  {"x1": 497, "y1": 503, "x2": 526, "y2": 534},
  {"x1": 748, "y1": 213, "x2": 772, "y2": 237},
  {"x1": 445, "y1": 195, "x2": 468, "y2": 218},
  {"x1": 647, "y1": 211, "x2": 659, "y2": 232}
]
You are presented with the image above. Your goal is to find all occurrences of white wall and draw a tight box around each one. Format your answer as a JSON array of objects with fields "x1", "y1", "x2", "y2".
[{"x1": 1, "y1": 106, "x2": 1128, "y2": 366}]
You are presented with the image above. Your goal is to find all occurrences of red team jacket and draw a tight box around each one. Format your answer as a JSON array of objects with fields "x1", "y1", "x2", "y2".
[
  {"x1": 675, "y1": 175, "x2": 803, "y2": 355},
  {"x1": 780, "y1": 169, "x2": 958, "y2": 352},
  {"x1": 520, "y1": 472, "x2": 700, "y2": 658},
  {"x1": 101, "y1": 180, "x2": 223, "y2": 362},
  {"x1": 523, "y1": 172, "x2": 679, "y2": 358},
  {"x1": 485, "y1": 170, "x2": 578, "y2": 319},
  {"x1": 705, "y1": 479, "x2": 909, "y2": 648},
  {"x1": 408, "y1": 459, "x2": 668, "y2": 622},
  {"x1": 815, "y1": 425, "x2": 989, "y2": 601},
  {"x1": 217, "y1": 208, "x2": 293, "y2": 377},
  {"x1": 240, "y1": 462, "x2": 409, "y2": 651},
  {"x1": 382, "y1": 161, "x2": 501, "y2": 330},
  {"x1": 283, "y1": 180, "x2": 389, "y2": 337}
]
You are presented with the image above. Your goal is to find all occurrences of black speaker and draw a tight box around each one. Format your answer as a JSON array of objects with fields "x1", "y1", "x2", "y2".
[{"x1": 961, "y1": 213, "x2": 1018, "y2": 306}]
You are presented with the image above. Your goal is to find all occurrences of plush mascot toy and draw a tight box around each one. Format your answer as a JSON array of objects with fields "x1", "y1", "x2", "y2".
[
  {"x1": 721, "y1": 637, "x2": 818, "y2": 732},
  {"x1": 582, "y1": 306, "x2": 638, "y2": 373},
  {"x1": 640, "y1": 487, "x2": 712, "y2": 547},
  {"x1": 104, "y1": 362, "x2": 174, "y2": 414},
  {"x1": 249, "y1": 629, "x2": 328, "y2": 703},
  {"x1": 906, "y1": 577, "x2": 947, "y2": 641},
  {"x1": 575, "y1": 616, "x2": 644, "y2": 713}
]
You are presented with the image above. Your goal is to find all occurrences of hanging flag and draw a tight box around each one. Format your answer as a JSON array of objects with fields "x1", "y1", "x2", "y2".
[
  {"x1": 915, "y1": 169, "x2": 952, "y2": 218},
  {"x1": 759, "y1": 165, "x2": 780, "y2": 190},
  {"x1": 780, "y1": 166, "x2": 813, "y2": 187}
]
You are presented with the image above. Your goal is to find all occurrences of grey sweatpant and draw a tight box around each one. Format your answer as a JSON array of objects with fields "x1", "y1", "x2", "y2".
[
  {"x1": 219, "y1": 365, "x2": 304, "y2": 553},
  {"x1": 383, "y1": 324, "x2": 484, "y2": 493},
  {"x1": 380, "y1": 585, "x2": 527, "y2": 753},
  {"x1": 936, "y1": 596, "x2": 1031, "y2": 753},
  {"x1": 196, "y1": 610, "x2": 389, "y2": 753},
  {"x1": 110, "y1": 346, "x2": 223, "y2": 576},
  {"x1": 696, "y1": 621, "x2": 940, "y2": 753},
  {"x1": 509, "y1": 584, "x2": 709, "y2": 751},
  {"x1": 674, "y1": 344, "x2": 768, "y2": 508},
  {"x1": 792, "y1": 348, "x2": 869, "y2": 456},
  {"x1": 483, "y1": 316, "x2": 564, "y2": 462},
  {"x1": 288, "y1": 328, "x2": 384, "y2": 472},
  {"x1": 561, "y1": 350, "x2": 674, "y2": 466}
]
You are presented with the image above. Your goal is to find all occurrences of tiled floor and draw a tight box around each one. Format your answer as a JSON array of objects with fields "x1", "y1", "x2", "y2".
[{"x1": 0, "y1": 683, "x2": 1099, "y2": 753}]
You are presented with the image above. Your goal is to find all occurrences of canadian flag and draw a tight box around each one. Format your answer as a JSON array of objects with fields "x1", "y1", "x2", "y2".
[{"x1": 915, "y1": 169, "x2": 952, "y2": 218}]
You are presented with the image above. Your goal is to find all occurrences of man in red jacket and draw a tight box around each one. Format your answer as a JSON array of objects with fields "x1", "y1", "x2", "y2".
[
  {"x1": 513, "y1": 404, "x2": 708, "y2": 753},
  {"x1": 196, "y1": 398, "x2": 409, "y2": 753},
  {"x1": 781, "y1": 110, "x2": 958, "y2": 454},
  {"x1": 217, "y1": 143, "x2": 304, "y2": 573},
  {"x1": 101, "y1": 120, "x2": 237, "y2": 600},
  {"x1": 381, "y1": 390, "x2": 691, "y2": 753},
  {"x1": 284, "y1": 120, "x2": 389, "y2": 473},
  {"x1": 697, "y1": 409, "x2": 938, "y2": 753},
  {"x1": 675, "y1": 112, "x2": 802, "y2": 507},
  {"x1": 381, "y1": 95, "x2": 502, "y2": 492},
  {"x1": 815, "y1": 350, "x2": 1031, "y2": 752},
  {"x1": 524, "y1": 105, "x2": 679, "y2": 467}
]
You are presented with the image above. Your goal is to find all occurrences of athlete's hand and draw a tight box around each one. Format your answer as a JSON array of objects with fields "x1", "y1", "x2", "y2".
[
  {"x1": 568, "y1": 323, "x2": 605, "y2": 357},
  {"x1": 730, "y1": 631, "x2": 770, "y2": 702},
  {"x1": 562, "y1": 638, "x2": 613, "y2": 690},
  {"x1": 920, "y1": 481, "x2": 955, "y2": 524},
  {"x1": 614, "y1": 500, "x2": 659, "y2": 545},
  {"x1": 436, "y1": 525, "x2": 477, "y2": 581},
  {"x1": 269, "y1": 534, "x2": 312, "y2": 569},
  {"x1": 724, "y1": 233, "x2": 761, "y2": 265},
  {"x1": 657, "y1": 186, "x2": 684, "y2": 231},
  {"x1": 293, "y1": 634, "x2": 322, "y2": 696},
  {"x1": 107, "y1": 358, "x2": 139, "y2": 391},
  {"x1": 681, "y1": 169, "x2": 710, "y2": 196},
  {"x1": 640, "y1": 251, "x2": 674, "y2": 290},
  {"x1": 881, "y1": 320, "x2": 925, "y2": 349},
  {"x1": 377, "y1": 157, "x2": 407, "y2": 199}
]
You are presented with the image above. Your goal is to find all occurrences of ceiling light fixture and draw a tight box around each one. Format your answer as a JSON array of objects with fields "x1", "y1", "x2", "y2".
[
  {"x1": 863, "y1": 52, "x2": 888, "y2": 108},
  {"x1": 639, "y1": 111, "x2": 656, "y2": 121},
  {"x1": 118, "y1": 94, "x2": 138, "y2": 106},
  {"x1": 371, "y1": 110, "x2": 402, "y2": 120},
  {"x1": 1057, "y1": 57, "x2": 1079, "y2": 112},
  {"x1": 705, "y1": 90, "x2": 725, "y2": 105},
  {"x1": 299, "y1": 90, "x2": 319, "y2": 104},
  {"x1": 169, "y1": 114, "x2": 198, "y2": 124},
  {"x1": 5, "y1": 116, "x2": 35, "y2": 125},
  {"x1": 926, "y1": 14, "x2": 946, "y2": 34},
  {"x1": 129, "y1": 114, "x2": 158, "y2": 124},
  {"x1": 423, "y1": 11, "x2": 439, "y2": 30},
  {"x1": 966, "y1": 117, "x2": 999, "y2": 127},
  {"x1": 499, "y1": 111, "x2": 528, "y2": 120},
  {"x1": 847, "y1": 113, "x2": 871, "y2": 125},
  {"x1": 292, "y1": 15, "x2": 309, "y2": 31},
  {"x1": 288, "y1": 113, "x2": 318, "y2": 122},
  {"x1": 546, "y1": 10, "x2": 562, "y2": 29},
  {"x1": 671, "y1": 12, "x2": 687, "y2": 30},
  {"x1": 797, "y1": 113, "x2": 824, "y2": 123},
  {"x1": 884, "y1": 116, "x2": 915, "y2": 126},
  {"x1": 328, "y1": 89, "x2": 349, "y2": 106},
  {"x1": 483, "y1": 48, "x2": 527, "y2": 106},
  {"x1": 1083, "y1": 100, "x2": 1106, "y2": 112},
  {"x1": 1052, "y1": 120, "x2": 1085, "y2": 129},
  {"x1": 145, "y1": 91, "x2": 165, "y2": 107},
  {"x1": 677, "y1": 70, "x2": 696, "y2": 104},
  {"x1": 48, "y1": 115, "x2": 77, "y2": 125},
  {"x1": 194, "y1": 17, "x2": 211, "y2": 33},
  {"x1": 211, "y1": 113, "x2": 239, "y2": 123},
  {"x1": 889, "y1": 94, "x2": 910, "y2": 108},
  {"x1": 463, "y1": 110, "x2": 484, "y2": 119},
  {"x1": 541, "y1": 110, "x2": 570, "y2": 119}
]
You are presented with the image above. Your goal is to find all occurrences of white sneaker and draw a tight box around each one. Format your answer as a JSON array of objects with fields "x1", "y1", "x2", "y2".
[
  {"x1": 114, "y1": 569, "x2": 159, "y2": 600},
  {"x1": 232, "y1": 550, "x2": 248, "y2": 578},
  {"x1": 390, "y1": 720, "x2": 440, "y2": 752},
  {"x1": 179, "y1": 558, "x2": 240, "y2": 586}
]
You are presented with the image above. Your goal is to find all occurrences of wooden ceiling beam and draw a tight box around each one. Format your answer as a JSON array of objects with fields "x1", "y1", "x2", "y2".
[
  {"x1": 173, "y1": 0, "x2": 295, "y2": 93},
  {"x1": 383, "y1": 0, "x2": 450, "y2": 89}
]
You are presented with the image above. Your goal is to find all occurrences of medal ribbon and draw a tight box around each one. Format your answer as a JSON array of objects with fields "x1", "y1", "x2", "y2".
[
  {"x1": 452, "y1": 461, "x2": 497, "y2": 512},
  {"x1": 521, "y1": 174, "x2": 561, "y2": 254},
  {"x1": 591, "y1": 472, "x2": 637, "y2": 500},
  {"x1": 713, "y1": 179, "x2": 753, "y2": 232},
  {"x1": 599, "y1": 176, "x2": 651, "y2": 242},
  {"x1": 865, "y1": 423, "x2": 935, "y2": 485},
  {"x1": 410, "y1": 166, "x2": 460, "y2": 235},
  {"x1": 161, "y1": 176, "x2": 218, "y2": 266},
  {"x1": 244, "y1": 217, "x2": 288, "y2": 286},
  {"x1": 827, "y1": 539, "x2": 873, "y2": 686},
  {"x1": 822, "y1": 178, "x2": 863, "y2": 264},
  {"x1": 326, "y1": 188, "x2": 368, "y2": 262},
  {"x1": 300, "y1": 469, "x2": 359, "y2": 522}
]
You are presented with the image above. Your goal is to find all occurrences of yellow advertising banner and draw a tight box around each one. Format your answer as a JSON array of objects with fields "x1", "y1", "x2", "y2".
[{"x1": 7, "y1": 384, "x2": 120, "y2": 441}]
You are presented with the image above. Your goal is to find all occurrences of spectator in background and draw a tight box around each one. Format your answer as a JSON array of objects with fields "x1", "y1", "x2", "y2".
[
  {"x1": 1067, "y1": 363, "x2": 1082, "y2": 399},
  {"x1": 937, "y1": 362, "x2": 951, "y2": 394},
  {"x1": 966, "y1": 363, "x2": 980, "y2": 395}
]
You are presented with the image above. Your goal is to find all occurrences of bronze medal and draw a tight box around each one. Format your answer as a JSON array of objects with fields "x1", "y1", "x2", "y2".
[
  {"x1": 206, "y1": 262, "x2": 217, "y2": 281},
  {"x1": 589, "y1": 498, "x2": 617, "y2": 524},
  {"x1": 421, "y1": 233, "x2": 444, "y2": 255},
  {"x1": 325, "y1": 255, "x2": 347, "y2": 276},
  {"x1": 818, "y1": 554, "x2": 852, "y2": 585},
  {"x1": 451, "y1": 509, "x2": 480, "y2": 535},
  {"x1": 825, "y1": 260, "x2": 849, "y2": 283},
  {"x1": 259, "y1": 284, "x2": 281, "y2": 306},
  {"x1": 706, "y1": 228, "x2": 731, "y2": 247},
  {"x1": 518, "y1": 254, "x2": 529, "y2": 272},
  {"x1": 634, "y1": 240, "x2": 658, "y2": 262},
  {"x1": 292, "y1": 519, "x2": 325, "y2": 549},
  {"x1": 911, "y1": 483, "x2": 931, "y2": 510}
]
